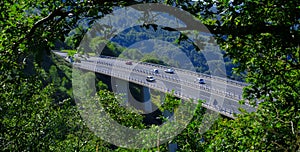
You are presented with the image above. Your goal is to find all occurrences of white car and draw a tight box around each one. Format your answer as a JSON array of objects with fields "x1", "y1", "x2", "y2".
[
  {"x1": 146, "y1": 76, "x2": 155, "y2": 82},
  {"x1": 164, "y1": 68, "x2": 174, "y2": 74}
]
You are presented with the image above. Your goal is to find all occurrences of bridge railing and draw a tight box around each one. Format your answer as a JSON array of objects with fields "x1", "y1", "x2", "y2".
[
  {"x1": 98, "y1": 55, "x2": 248, "y2": 87},
  {"x1": 73, "y1": 63, "x2": 256, "y2": 119},
  {"x1": 53, "y1": 52, "x2": 256, "y2": 118},
  {"x1": 80, "y1": 57, "x2": 250, "y2": 102},
  {"x1": 80, "y1": 56, "x2": 256, "y2": 107}
]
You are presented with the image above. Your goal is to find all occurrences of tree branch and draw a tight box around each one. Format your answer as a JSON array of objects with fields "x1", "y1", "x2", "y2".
[{"x1": 12, "y1": 6, "x2": 70, "y2": 51}]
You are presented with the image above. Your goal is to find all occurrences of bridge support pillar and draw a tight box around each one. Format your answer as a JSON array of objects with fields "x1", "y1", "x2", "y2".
[
  {"x1": 114, "y1": 78, "x2": 129, "y2": 106},
  {"x1": 127, "y1": 84, "x2": 153, "y2": 114},
  {"x1": 113, "y1": 78, "x2": 153, "y2": 114},
  {"x1": 141, "y1": 86, "x2": 153, "y2": 114}
]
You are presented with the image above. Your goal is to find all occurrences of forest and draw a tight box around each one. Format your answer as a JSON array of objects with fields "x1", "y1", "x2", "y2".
[{"x1": 1, "y1": 0, "x2": 300, "y2": 151}]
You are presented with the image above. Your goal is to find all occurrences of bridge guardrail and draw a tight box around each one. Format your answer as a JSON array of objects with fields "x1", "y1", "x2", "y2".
[
  {"x1": 98, "y1": 55, "x2": 248, "y2": 87},
  {"x1": 80, "y1": 56, "x2": 256, "y2": 107},
  {"x1": 75, "y1": 63, "x2": 236, "y2": 118},
  {"x1": 74, "y1": 62, "x2": 255, "y2": 119},
  {"x1": 82, "y1": 58, "x2": 245, "y2": 101},
  {"x1": 78, "y1": 58, "x2": 247, "y2": 100}
]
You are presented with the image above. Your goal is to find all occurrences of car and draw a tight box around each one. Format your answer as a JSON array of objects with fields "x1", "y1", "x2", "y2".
[
  {"x1": 68, "y1": 56, "x2": 74, "y2": 63},
  {"x1": 153, "y1": 69, "x2": 159, "y2": 74},
  {"x1": 125, "y1": 61, "x2": 132, "y2": 65},
  {"x1": 146, "y1": 76, "x2": 155, "y2": 82},
  {"x1": 198, "y1": 78, "x2": 205, "y2": 84},
  {"x1": 164, "y1": 68, "x2": 174, "y2": 74}
]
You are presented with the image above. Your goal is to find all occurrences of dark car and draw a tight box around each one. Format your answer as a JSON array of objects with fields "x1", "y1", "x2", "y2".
[
  {"x1": 198, "y1": 78, "x2": 205, "y2": 84},
  {"x1": 153, "y1": 69, "x2": 159, "y2": 74},
  {"x1": 125, "y1": 61, "x2": 132, "y2": 65}
]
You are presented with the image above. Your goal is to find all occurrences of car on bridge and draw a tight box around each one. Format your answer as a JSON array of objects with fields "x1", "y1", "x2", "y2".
[
  {"x1": 146, "y1": 76, "x2": 155, "y2": 82},
  {"x1": 198, "y1": 78, "x2": 205, "y2": 84},
  {"x1": 125, "y1": 61, "x2": 132, "y2": 65},
  {"x1": 164, "y1": 68, "x2": 174, "y2": 74},
  {"x1": 66, "y1": 56, "x2": 74, "y2": 63}
]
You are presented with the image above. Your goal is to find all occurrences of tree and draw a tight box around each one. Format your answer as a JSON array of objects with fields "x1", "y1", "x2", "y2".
[
  {"x1": 173, "y1": 0, "x2": 300, "y2": 150},
  {"x1": 3, "y1": 0, "x2": 300, "y2": 151},
  {"x1": 157, "y1": 0, "x2": 300, "y2": 150},
  {"x1": 0, "y1": 0, "x2": 148, "y2": 151}
]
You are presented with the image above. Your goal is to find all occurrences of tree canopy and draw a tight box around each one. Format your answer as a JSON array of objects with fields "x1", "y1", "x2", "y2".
[{"x1": 1, "y1": 0, "x2": 300, "y2": 151}]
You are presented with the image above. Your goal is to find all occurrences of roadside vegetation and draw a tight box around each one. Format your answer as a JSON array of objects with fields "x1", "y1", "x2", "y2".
[{"x1": 1, "y1": 0, "x2": 299, "y2": 151}]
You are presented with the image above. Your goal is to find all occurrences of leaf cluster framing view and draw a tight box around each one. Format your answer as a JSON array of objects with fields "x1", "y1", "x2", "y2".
[{"x1": 1, "y1": 0, "x2": 299, "y2": 151}]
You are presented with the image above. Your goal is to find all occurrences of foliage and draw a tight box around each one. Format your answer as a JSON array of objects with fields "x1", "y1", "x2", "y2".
[
  {"x1": 119, "y1": 48, "x2": 144, "y2": 60},
  {"x1": 97, "y1": 89, "x2": 146, "y2": 129},
  {"x1": 177, "y1": 0, "x2": 300, "y2": 151},
  {"x1": 1, "y1": 1, "x2": 144, "y2": 151},
  {"x1": 160, "y1": 0, "x2": 300, "y2": 151},
  {"x1": 0, "y1": 62, "x2": 96, "y2": 151},
  {"x1": 61, "y1": 50, "x2": 77, "y2": 57},
  {"x1": 206, "y1": 101, "x2": 300, "y2": 151},
  {"x1": 2, "y1": 0, "x2": 300, "y2": 151}
]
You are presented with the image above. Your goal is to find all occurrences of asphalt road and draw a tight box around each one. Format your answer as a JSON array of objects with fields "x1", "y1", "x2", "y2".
[
  {"x1": 72, "y1": 55, "x2": 256, "y2": 118},
  {"x1": 53, "y1": 52, "x2": 256, "y2": 118}
]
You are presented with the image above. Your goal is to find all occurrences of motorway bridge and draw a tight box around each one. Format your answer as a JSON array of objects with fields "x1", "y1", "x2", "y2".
[{"x1": 55, "y1": 52, "x2": 256, "y2": 119}]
